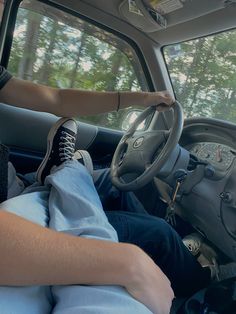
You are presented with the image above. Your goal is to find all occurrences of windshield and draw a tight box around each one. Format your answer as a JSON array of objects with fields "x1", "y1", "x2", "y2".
[{"x1": 164, "y1": 29, "x2": 236, "y2": 123}]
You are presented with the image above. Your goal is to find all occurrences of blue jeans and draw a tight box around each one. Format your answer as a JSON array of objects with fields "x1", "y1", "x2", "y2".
[
  {"x1": 93, "y1": 169, "x2": 211, "y2": 297},
  {"x1": 0, "y1": 161, "x2": 151, "y2": 314}
]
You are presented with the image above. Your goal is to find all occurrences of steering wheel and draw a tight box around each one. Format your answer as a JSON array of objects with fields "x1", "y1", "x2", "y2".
[{"x1": 111, "y1": 101, "x2": 183, "y2": 191}]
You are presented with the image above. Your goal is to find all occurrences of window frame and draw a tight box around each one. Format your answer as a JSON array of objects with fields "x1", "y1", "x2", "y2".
[{"x1": 0, "y1": 0, "x2": 155, "y2": 92}]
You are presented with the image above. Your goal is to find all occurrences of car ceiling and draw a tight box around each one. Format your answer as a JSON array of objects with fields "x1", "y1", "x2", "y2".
[{"x1": 51, "y1": 0, "x2": 236, "y2": 45}]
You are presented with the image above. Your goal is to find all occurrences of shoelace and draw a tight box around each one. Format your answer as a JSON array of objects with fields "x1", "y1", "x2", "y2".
[{"x1": 59, "y1": 131, "x2": 76, "y2": 161}]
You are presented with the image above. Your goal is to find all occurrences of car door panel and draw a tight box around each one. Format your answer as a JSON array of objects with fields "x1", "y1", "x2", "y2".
[{"x1": 0, "y1": 103, "x2": 122, "y2": 173}]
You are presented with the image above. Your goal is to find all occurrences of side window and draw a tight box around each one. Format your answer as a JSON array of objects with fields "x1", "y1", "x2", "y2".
[{"x1": 8, "y1": 0, "x2": 148, "y2": 130}]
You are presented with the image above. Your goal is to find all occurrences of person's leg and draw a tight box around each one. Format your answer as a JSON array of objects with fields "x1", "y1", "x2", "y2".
[
  {"x1": 37, "y1": 118, "x2": 151, "y2": 314},
  {"x1": 106, "y1": 210, "x2": 211, "y2": 297},
  {"x1": 92, "y1": 164, "x2": 210, "y2": 296},
  {"x1": 7, "y1": 161, "x2": 25, "y2": 199},
  {"x1": 47, "y1": 160, "x2": 151, "y2": 314},
  {"x1": 93, "y1": 166, "x2": 210, "y2": 295},
  {"x1": 47, "y1": 161, "x2": 117, "y2": 240},
  {"x1": 93, "y1": 168, "x2": 147, "y2": 214},
  {"x1": 0, "y1": 183, "x2": 53, "y2": 314}
]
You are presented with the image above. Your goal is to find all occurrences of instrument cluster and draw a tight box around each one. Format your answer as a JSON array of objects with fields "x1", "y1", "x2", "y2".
[{"x1": 189, "y1": 142, "x2": 236, "y2": 170}]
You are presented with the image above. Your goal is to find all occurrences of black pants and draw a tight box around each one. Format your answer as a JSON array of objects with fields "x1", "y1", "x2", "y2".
[{"x1": 93, "y1": 168, "x2": 211, "y2": 297}]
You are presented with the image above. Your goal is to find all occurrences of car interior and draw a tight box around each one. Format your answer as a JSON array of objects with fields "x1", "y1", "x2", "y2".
[{"x1": 0, "y1": 0, "x2": 236, "y2": 313}]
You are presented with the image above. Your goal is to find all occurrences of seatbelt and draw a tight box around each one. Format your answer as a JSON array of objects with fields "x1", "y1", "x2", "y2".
[{"x1": 0, "y1": 144, "x2": 9, "y2": 203}]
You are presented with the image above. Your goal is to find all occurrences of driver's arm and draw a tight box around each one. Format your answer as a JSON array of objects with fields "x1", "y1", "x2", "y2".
[
  {"x1": 0, "y1": 210, "x2": 174, "y2": 314},
  {"x1": 0, "y1": 67, "x2": 174, "y2": 116}
]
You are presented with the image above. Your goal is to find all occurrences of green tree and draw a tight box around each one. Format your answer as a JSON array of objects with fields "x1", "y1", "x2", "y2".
[
  {"x1": 165, "y1": 30, "x2": 236, "y2": 123},
  {"x1": 8, "y1": 4, "x2": 146, "y2": 130},
  {"x1": 17, "y1": 11, "x2": 42, "y2": 80}
]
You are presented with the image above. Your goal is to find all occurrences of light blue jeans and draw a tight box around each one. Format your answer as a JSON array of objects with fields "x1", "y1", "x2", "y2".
[{"x1": 0, "y1": 160, "x2": 151, "y2": 314}]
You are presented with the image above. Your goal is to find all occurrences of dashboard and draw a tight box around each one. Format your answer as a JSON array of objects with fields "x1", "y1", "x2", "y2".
[
  {"x1": 188, "y1": 142, "x2": 236, "y2": 170},
  {"x1": 176, "y1": 119, "x2": 236, "y2": 262}
]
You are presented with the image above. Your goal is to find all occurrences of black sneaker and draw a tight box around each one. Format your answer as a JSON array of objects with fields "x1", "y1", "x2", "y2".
[{"x1": 36, "y1": 118, "x2": 77, "y2": 184}]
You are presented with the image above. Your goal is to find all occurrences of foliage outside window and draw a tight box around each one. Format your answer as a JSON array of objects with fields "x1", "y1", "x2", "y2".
[
  {"x1": 8, "y1": 0, "x2": 148, "y2": 130},
  {"x1": 164, "y1": 30, "x2": 236, "y2": 123}
]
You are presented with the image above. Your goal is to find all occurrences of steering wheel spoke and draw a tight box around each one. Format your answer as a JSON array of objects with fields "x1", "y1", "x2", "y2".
[{"x1": 116, "y1": 150, "x2": 146, "y2": 176}]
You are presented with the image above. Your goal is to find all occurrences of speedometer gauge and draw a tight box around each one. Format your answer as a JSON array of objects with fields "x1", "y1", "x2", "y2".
[
  {"x1": 197, "y1": 143, "x2": 216, "y2": 162},
  {"x1": 190, "y1": 142, "x2": 235, "y2": 170}
]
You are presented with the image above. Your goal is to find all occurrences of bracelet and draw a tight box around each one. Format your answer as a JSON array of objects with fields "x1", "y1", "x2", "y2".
[{"x1": 117, "y1": 91, "x2": 120, "y2": 112}]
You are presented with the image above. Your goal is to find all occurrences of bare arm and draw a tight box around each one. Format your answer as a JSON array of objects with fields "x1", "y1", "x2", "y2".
[
  {"x1": 0, "y1": 210, "x2": 174, "y2": 314},
  {"x1": 0, "y1": 77, "x2": 174, "y2": 117},
  {"x1": 0, "y1": 210, "x2": 136, "y2": 286}
]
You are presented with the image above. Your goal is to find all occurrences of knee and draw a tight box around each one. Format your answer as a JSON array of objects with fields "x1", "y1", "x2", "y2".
[
  {"x1": 149, "y1": 217, "x2": 173, "y2": 235},
  {"x1": 150, "y1": 218, "x2": 181, "y2": 249}
]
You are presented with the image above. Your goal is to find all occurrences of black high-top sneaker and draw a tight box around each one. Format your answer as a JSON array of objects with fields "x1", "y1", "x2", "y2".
[{"x1": 36, "y1": 118, "x2": 77, "y2": 184}]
